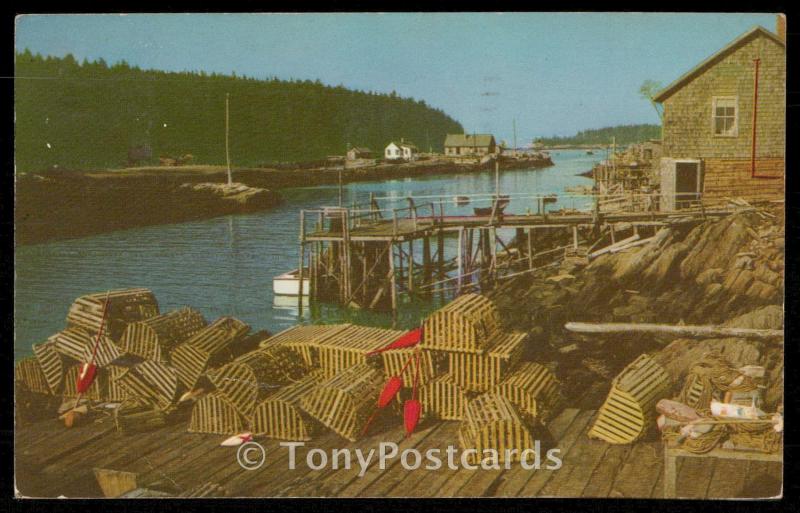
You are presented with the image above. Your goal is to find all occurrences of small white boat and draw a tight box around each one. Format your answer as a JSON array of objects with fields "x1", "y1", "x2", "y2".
[{"x1": 273, "y1": 268, "x2": 310, "y2": 296}]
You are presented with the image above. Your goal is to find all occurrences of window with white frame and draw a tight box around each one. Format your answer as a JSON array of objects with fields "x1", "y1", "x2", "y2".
[{"x1": 712, "y1": 97, "x2": 738, "y2": 137}]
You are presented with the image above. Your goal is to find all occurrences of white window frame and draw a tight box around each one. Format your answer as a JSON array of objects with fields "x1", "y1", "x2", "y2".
[{"x1": 712, "y1": 96, "x2": 738, "y2": 137}]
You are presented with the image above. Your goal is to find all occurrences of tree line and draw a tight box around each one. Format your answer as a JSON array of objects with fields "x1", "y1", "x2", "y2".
[
  {"x1": 536, "y1": 124, "x2": 661, "y2": 147},
  {"x1": 15, "y1": 50, "x2": 464, "y2": 170}
]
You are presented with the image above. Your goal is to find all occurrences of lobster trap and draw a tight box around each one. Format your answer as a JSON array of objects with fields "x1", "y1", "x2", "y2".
[
  {"x1": 53, "y1": 327, "x2": 121, "y2": 367},
  {"x1": 491, "y1": 362, "x2": 563, "y2": 424},
  {"x1": 251, "y1": 372, "x2": 323, "y2": 441},
  {"x1": 118, "y1": 307, "x2": 207, "y2": 362},
  {"x1": 381, "y1": 348, "x2": 443, "y2": 388},
  {"x1": 208, "y1": 345, "x2": 308, "y2": 417},
  {"x1": 170, "y1": 316, "x2": 251, "y2": 389},
  {"x1": 259, "y1": 323, "x2": 352, "y2": 368},
  {"x1": 188, "y1": 391, "x2": 246, "y2": 435},
  {"x1": 447, "y1": 331, "x2": 527, "y2": 392},
  {"x1": 105, "y1": 365, "x2": 130, "y2": 402},
  {"x1": 62, "y1": 364, "x2": 106, "y2": 401},
  {"x1": 420, "y1": 374, "x2": 469, "y2": 421},
  {"x1": 587, "y1": 354, "x2": 672, "y2": 444},
  {"x1": 421, "y1": 293, "x2": 502, "y2": 353},
  {"x1": 15, "y1": 357, "x2": 52, "y2": 395},
  {"x1": 113, "y1": 398, "x2": 170, "y2": 433},
  {"x1": 458, "y1": 393, "x2": 540, "y2": 465},
  {"x1": 114, "y1": 360, "x2": 180, "y2": 411},
  {"x1": 32, "y1": 339, "x2": 67, "y2": 395},
  {"x1": 66, "y1": 288, "x2": 160, "y2": 341},
  {"x1": 314, "y1": 325, "x2": 404, "y2": 379},
  {"x1": 300, "y1": 362, "x2": 386, "y2": 442}
]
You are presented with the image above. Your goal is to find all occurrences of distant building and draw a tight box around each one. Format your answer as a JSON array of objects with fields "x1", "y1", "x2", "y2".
[
  {"x1": 347, "y1": 147, "x2": 374, "y2": 160},
  {"x1": 444, "y1": 134, "x2": 497, "y2": 157},
  {"x1": 384, "y1": 140, "x2": 419, "y2": 161},
  {"x1": 654, "y1": 20, "x2": 785, "y2": 209}
]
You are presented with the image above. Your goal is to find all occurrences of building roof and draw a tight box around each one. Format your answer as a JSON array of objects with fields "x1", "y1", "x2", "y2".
[
  {"x1": 350, "y1": 147, "x2": 372, "y2": 153},
  {"x1": 444, "y1": 133, "x2": 496, "y2": 148},
  {"x1": 653, "y1": 26, "x2": 785, "y2": 103},
  {"x1": 387, "y1": 140, "x2": 418, "y2": 150}
]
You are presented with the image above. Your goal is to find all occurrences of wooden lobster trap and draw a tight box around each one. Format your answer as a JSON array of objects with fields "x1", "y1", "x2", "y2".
[
  {"x1": 53, "y1": 327, "x2": 121, "y2": 367},
  {"x1": 32, "y1": 339, "x2": 67, "y2": 395},
  {"x1": 118, "y1": 307, "x2": 207, "y2": 362},
  {"x1": 300, "y1": 362, "x2": 386, "y2": 442},
  {"x1": 66, "y1": 288, "x2": 160, "y2": 341},
  {"x1": 382, "y1": 348, "x2": 443, "y2": 388},
  {"x1": 458, "y1": 393, "x2": 539, "y2": 465},
  {"x1": 258, "y1": 324, "x2": 352, "y2": 368},
  {"x1": 170, "y1": 316, "x2": 251, "y2": 389},
  {"x1": 62, "y1": 364, "x2": 106, "y2": 401},
  {"x1": 208, "y1": 345, "x2": 308, "y2": 418},
  {"x1": 15, "y1": 357, "x2": 52, "y2": 395},
  {"x1": 114, "y1": 360, "x2": 180, "y2": 411},
  {"x1": 587, "y1": 354, "x2": 671, "y2": 444},
  {"x1": 314, "y1": 325, "x2": 404, "y2": 379},
  {"x1": 421, "y1": 293, "x2": 502, "y2": 354},
  {"x1": 251, "y1": 371, "x2": 323, "y2": 441},
  {"x1": 188, "y1": 391, "x2": 246, "y2": 435},
  {"x1": 491, "y1": 362, "x2": 563, "y2": 424},
  {"x1": 105, "y1": 365, "x2": 130, "y2": 402},
  {"x1": 447, "y1": 331, "x2": 527, "y2": 392},
  {"x1": 420, "y1": 374, "x2": 468, "y2": 421},
  {"x1": 113, "y1": 398, "x2": 170, "y2": 433}
]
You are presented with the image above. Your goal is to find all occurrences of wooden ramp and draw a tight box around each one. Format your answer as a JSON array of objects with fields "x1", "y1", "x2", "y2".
[{"x1": 14, "y1": 408, "x2": 781, "y2": 498}]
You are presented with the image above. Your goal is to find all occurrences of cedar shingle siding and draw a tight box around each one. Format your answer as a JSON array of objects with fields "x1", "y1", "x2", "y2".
[{"x1": 657, "y1": 27, "x2": 785, "y2": 202}]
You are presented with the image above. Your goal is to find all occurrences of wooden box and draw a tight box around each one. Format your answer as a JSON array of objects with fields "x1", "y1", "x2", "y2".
[
  {"x1": 491, "y1": 362, "x2": 563, "y2": 424},
  {"x1": 588, "y1": 354, "x2": 672, "y2": 444},
  {"x1": 300, "y1": 362, "x2": 385, "y2": 442},
  {"x1": 420, "y1": 374, "x2": 468, "y2": 421},
  {"x1": 188, "y1": 391, "x2": 246, "y2": 435},
  {"x1": 447, "y1": 331, "x2": 527, "y2": 392},
  {"x1": 66, "y1": 288, "x2": 160, "y2": 341},
  {"x1": 422, "y1": 293, "x2": 502, "y2": 354},
  {"x1": 251, "y1": 372, "x2": 322, "y2": 441},
  {"x1": 458, "y1": 393, "x2": 539, "y2": 464},
  {"x1": 118, "y1": 307, "x2": 207, "y2": 362},
  {"x1": 314, "y1": 325, "x2": 404, "y2": 379},
  {"x1": 170, "y1": 316, "x2": 250, "y2": 389}
]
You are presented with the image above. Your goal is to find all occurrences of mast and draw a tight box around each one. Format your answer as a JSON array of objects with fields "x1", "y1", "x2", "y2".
[{"x1": 225, "y1": 93, "x2": 232, "y2": 186}]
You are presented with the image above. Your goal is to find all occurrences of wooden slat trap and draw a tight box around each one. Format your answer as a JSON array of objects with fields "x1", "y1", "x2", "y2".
[
  {"x1": 208, "y1": 345, "x2": 308, "y2": 418},
  {"x1": 587, "y1": 353, "x2": 672, "y2": 444},
  {"x1": 251, "y1": 371, "x2": 323, "y2": 441},
  {"x1": 170, "y1": 316, "x2": 251, "y2": 389},
  {"x1": 118, "y1": 307, "x2": 207, "y2": 362},
  {"x1": 32, "y1": 340, "x2": 66, "y2": 395},
  {"x1": 115, "y1": 361, "x2": 180, "y2": 411},
  {"x1": 420, "y1": 374, "x2": 468, "y2": 421},
  {"x1": 66, "y1": 288, "x2": 160, "y2": 341},
  {"x1": 113, "y1": 398, "x2": 170, "y2": 433},
  {"x1": 15, "y1": 357, "x2": 51, "y2": 395},
  {"x1": 105, "y1": 365, "x2": 130, "y2": 402},
  {"x1": 447, "y1": 331, "x2": 527, "y2": 392},
  {"x1": 458, "y1": 393, "x2": 539, "y2": 465},
  {"x1": 314, "y1": 325, "x2": 404, "y2": 379},
  {"x1": 53, "y1": 327, "x2": 121, "y2": 367},
  {"x1": 491, "y1": 362, "x2": 563, "y2": 424},
  {"x1": 259, "y1": 324, "x2": 352, "y2": 368},
  {"x1": 62, "y1": 364, "x2": 105, "y2": 401},
  {"x1": 300, "y1": 362, "x2": 386, "y2": 442},
  {"x1": 382, "y1": 348, "x2": 443, "y2": 388},
  {"x1": 421, "y1": 293, "x2": 502, "y2": 354},
  {"x1": 188, "y1": 391, "x2": 246, "y2": 435}
]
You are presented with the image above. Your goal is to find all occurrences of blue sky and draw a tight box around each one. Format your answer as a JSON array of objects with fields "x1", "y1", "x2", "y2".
[{"x1": 16, "y1": 12, "x2": 778, "y2": 142}]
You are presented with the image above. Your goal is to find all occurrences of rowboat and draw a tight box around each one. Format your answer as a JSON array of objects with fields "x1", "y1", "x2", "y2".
[{"x1": 272, "y1": 269, "x2": 310, "y2": 296}]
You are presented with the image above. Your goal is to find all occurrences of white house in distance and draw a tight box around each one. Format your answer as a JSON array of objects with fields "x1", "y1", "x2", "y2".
[{"x1": 384, "y1": 140, "x2": 419, "y2": 161}]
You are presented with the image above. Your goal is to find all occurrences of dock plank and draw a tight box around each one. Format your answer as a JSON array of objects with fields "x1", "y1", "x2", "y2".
[{"x1": 607, "y1": 442, "x2": 662, "y2": 498}]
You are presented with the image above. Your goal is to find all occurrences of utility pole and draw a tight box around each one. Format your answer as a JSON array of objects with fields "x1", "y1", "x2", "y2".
[
  {"x1": 225, "y1": 93, "x2": 232, "y2": 187},
  {"x1": 513, "y1": 118, "x2": 517, "y2": 157}
]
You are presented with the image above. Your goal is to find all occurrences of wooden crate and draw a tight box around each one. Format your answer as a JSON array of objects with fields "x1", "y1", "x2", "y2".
[
  {"x1": 420, "y1": 374, "x2": 468, "y2": 421},
  {"x1": 170, "y1": 316, "x2": 251, "y2": 389},
  {"x1": 314, "y1": 325, "x2": 404, "y2": 379},
  {"x1": 53, "y1": 327, "x2": 121, "y2": 367},
  {"x1": 188, "y1": 391, "x2": 246, "y2": 435},
  {"x1": 300, "y1": 363, "x2": 385, "y2": 442},
  {"x1": 115, "y1": 360, "x2": 179, "y2": 411},
  {"x1": 382, "y1": 349, "x2": 443, "y2": 388},
  {"x1": 458, "y1": 393, "x2": 539, "y2": 464},
  {"x1": 259, "y1": 324, "x2": 353, "y2": 368},
  {"x1": 208, "y1": 345, "x2": 308, "y2": 418},
  {"x1": 587, "y1": 354, "x2": 672, "y2": 444},
  {"x1": 447, "y1": 331, "x2": 527, "y2": 392},
  {"x1": 32, "y1": 339, "x2": 67, "y2": 395},
  {"x1": 251, "y1": 372, "x2": 323, "y2": 441},
  {"x1": 66, "y1": 288, "x2": 160, "y2": 341},
  {"x1": 15, "y1": 357, "x2": 51, "y2": 395},
  {"x1": 421, "y1": 293, "x2": 502, "y2": 354},
  {"x1": 62, "y1": 364, "x2": 105, "y2": 401},
  {"x1": 118, "y1": 307, "x2": 207, "y2": 362},
  {"x1": 491, "y1": 362, "x2": 563, "y2": 424}
]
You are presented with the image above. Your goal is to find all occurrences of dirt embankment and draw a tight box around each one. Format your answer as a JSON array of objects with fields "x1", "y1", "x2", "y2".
[{"x1": 488, "y1": 207, "x2": 784, "y2": 410}]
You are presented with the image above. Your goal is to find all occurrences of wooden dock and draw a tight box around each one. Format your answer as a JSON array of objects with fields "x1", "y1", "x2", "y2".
[{"x1": 15, "y1": 408, "x2": 781, "y2": 498}]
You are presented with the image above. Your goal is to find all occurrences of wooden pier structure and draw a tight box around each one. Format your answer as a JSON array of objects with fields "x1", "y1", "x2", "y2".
[{"x1": 296, "y1": 193, "x2": 746, "y2": 316}]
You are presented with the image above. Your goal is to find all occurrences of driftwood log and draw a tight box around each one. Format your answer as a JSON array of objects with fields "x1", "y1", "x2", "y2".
[{"x1": 564, "y1": 322, "x2": 783, "y2": 342}]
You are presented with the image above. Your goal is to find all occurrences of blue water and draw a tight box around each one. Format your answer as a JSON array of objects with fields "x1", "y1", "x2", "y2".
[{"x1": 14, "y1": 150, "x2": 598, "y2": 360}]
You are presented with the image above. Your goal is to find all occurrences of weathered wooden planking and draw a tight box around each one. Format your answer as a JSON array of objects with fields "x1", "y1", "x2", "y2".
[
  {"x1": 447, "y1": 332, "x2": 526, "y2": 392},
  {"x1": 606, "y1": 442, "x2": 664, "y2": 498},
  {"x1": 66, "y1": 288, "x2": 159, "y2": 342},
  {"x1": 118, "y1": 307, "x2": 207, "y2": 362},
  {"x1": 170, "y1": 316, "x2": 250, "y2": 389},
  {"x1": 188, "y1": 391, "x2": 246, "y2": 435},
  {"x1": 587, "y1": 354, "x2": 671, "y2": 444},
  {"x1": 250, "y1": 372, "x2": 322, "y2": 441},
  {"x1": 421, "y1": 293, "x2": 502, "y2": 354}
]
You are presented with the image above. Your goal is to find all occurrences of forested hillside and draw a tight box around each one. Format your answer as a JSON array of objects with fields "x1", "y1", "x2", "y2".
[
  {"x1": 15, "y1": 51, "x2": 463, "y2": 170},
  {"x1": 537, "y1": 124, "x2": 661, "y2": 146}
]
